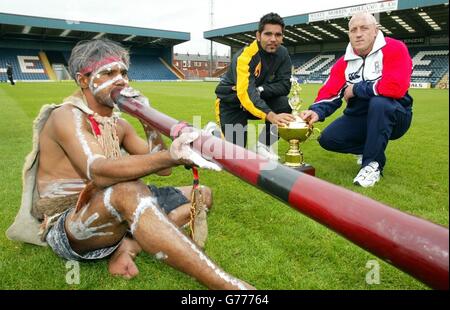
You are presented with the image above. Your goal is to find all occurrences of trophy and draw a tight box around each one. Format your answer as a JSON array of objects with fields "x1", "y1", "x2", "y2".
[{"x1": 277, "y1": 76, "x2": 319, "y2": 176}]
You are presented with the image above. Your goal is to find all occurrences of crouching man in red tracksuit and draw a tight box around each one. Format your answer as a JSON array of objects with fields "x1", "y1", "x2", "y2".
[{"x1": 301, "y1": 12, "x2": 413, "y2": 187}]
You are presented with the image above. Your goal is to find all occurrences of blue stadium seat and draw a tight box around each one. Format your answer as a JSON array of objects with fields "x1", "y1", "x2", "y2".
[
  {"x1": 291, "y1": 51, "x2": 344, "y2": 83},
  {"x1": 0, "y1": 48, "x2": 179, "y2": 82},
  {"x1": 291, "y1": 46, "x2": 449, "y2": 87},
  {"x1": 409, "y1": 47, "x2": 449, "y2": 87},
  {"x1": 46, "y1": 51, "x2": 69, "y2": 66},
  {"x1": 128, "y1": 55, "x2": 178, "y2": 81},
  {"x1": 0, "y1": 48, "x2": 49, "y2": 80}
]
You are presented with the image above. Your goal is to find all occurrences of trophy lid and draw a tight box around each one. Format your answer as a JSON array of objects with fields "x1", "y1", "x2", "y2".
[{"x1": 287, "y1": 116, "x2": 308, "y2": 129}]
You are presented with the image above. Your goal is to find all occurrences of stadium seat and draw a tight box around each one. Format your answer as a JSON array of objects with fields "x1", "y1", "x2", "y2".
[
  {"x1": 291, "y1": 51, "x2": 343, "y2": 83},
  {"x1": 410, "y1": 47, "x2": 449, "y2": 86},
  {"x1": 128, "y1": 55, "x2": 178, "y2": 81},
  {"x1": 291, "y1": 46, "x2": 448, "y2": 87},
  {"x1": 0, "y1": 48, "x2": 49, "y2": 80}
]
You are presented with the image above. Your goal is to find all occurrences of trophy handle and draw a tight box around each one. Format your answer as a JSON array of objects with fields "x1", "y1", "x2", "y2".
[{"x1": 306, "y1": 127, "x2": 321, "y2": 141}]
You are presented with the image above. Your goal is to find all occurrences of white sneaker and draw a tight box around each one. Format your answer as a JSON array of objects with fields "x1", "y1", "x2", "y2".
[
  {"x1": 256, "y1": 142, "x2": 279, "y2": 161},
  {"x1": 353, "y1": 161, "x2": 381, "y2": 187},
  {"x1": 355, "y1": 154, "x2": 363, "y2": 165}
]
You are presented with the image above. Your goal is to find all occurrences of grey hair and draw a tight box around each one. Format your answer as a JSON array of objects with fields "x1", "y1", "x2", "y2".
[
  {"x1": 68, "y1": 38, "x2": 130, "y2": 83},
  {"x1": 348, "y1": 12, "x2": 378, "y2": 29}
]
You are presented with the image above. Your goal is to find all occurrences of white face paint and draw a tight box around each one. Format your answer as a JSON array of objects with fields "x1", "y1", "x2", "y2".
[
  {"x1": 72, "y1": 108, "x2": 106, "y2": 179},
  {"x1": 91, "y1": 74, "x2": 126, "y2": 95},
  {"x1": 130, "y1": 196, "x2": 248, "y2": 290},
  {"x1": 68, "y1": 204, "x2": 114, "y2": 240},
  {"x1": 103, "y1": 187, "x2": 123, "y2": 223},
  {"x1": 88, "y1": 61, "x2": 128, "y2": 95}
]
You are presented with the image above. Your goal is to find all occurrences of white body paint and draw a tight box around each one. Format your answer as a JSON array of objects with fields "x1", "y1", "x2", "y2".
[
  {"x1": 155, "y1": 251, "x2": 168, "y2": 260},
  {"x1": 146, "y1": 130, "x2": 162, "y2": 154},
  {"x1": 87, "y1": 154, "x2": 106, "y2": 178},
  {"x1": 150, "y1": 144, "x2": 162, "y2": 154},
  {"x1": 131, "y1": 196, "x2": 248, "y2": 290},
  {"x1": 39, "y1": 179, "x2": 86, "y2": 198},
  {"x1": 68, "y1": 204, "x2": 114, "y2": 240},
  {"x1": 72, "y1": 108, "x2": 106, "y2": 179},
  {"x1": 147, "y1": 130, "x2": 158, "y2": 141},
  {"x1": 130, "y1": 196, "x2": 159, "y2": 234},
  {"x1": 103, "y1": 187, "x2": 123, "y2": 223}
]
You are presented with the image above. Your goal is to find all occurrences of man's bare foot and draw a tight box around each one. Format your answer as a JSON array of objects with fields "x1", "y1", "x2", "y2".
[{"x1": 108, "y1": 237, "x2": 142, "y2": 279}]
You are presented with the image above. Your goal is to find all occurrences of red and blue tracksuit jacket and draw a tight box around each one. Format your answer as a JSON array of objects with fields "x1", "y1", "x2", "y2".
[{"x1": 309, "y1": 31, "x2": 413, "y2": 120}]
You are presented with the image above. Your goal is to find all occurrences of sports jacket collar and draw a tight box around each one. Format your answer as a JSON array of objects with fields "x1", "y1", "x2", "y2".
[{"x1": 344, "y1": 30, "x2": 386, "y2": 61}]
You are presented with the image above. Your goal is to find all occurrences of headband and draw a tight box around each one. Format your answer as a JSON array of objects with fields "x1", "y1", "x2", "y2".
[{"x1": 78, "y1": 56, "x2": 124, "y2": 75}]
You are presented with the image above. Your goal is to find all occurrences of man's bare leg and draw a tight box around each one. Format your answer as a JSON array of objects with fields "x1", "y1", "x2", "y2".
[
  {"x1": 107, "y1": 185, "x2": 211, "y2": 279},
  {"x1": 167, "y1": 185, "x2": 212, "y2": 227},
  {"x1": 66, "y1": 181, "x2": 254, "y2": 289}
]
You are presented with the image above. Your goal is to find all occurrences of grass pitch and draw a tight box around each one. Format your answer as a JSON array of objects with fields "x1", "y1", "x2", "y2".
[{"x1": 0, "y1": 81, "x2": 448, "y2": 290}]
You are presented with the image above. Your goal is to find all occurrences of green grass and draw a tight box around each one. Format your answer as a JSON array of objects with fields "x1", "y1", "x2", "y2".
[{"x1": 0, "y1": 82, "x2": 448, "y2": 290}]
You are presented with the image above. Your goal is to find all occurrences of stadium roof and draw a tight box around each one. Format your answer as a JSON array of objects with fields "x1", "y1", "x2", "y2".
[
  {"x1": 0, "y1": 12, "x2": 190, "y2": 48},
  {"x1": 204, "y1": 0, "x2": 448, "y2": 48}
]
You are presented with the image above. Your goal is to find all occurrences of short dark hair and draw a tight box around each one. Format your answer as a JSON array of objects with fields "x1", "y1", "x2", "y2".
[{"x1": 258, "y1": 12, "x2": 285, "y2": 33}]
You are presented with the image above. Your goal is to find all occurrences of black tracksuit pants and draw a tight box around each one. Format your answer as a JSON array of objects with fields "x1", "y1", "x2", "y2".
[
  {"x1": 218, "y1": 96, "x2": 292, "y2": 148},
  {"x1": 318, "y1": 95, "x2": 413, "y2": 171}
]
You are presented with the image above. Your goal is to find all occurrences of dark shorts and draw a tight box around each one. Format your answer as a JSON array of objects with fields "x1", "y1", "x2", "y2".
[
  {"x1": 46, "y1": 208, "x2": 123, "y2": 261},
  {"x1": 46, "y1": 185, "x2": 189, "y2": 261},
  {"x1": 147, "y1": 185, "x2": 190, "y2": 214}
]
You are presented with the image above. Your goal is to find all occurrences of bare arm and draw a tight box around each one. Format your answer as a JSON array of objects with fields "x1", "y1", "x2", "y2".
[
  {"x1": 141, "y1": 121, "x2": 167, "y2": 153},
  {"x1": 52, "y1": 106, "x2": 180, "y2": 188},
  {"x1": 119, "y1": 118, "x2": 172, "y2": 176}
]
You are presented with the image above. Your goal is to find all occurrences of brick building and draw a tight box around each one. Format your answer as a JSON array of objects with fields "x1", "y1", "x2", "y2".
[{"x1": 173, "y1": 53, "x2": 230, "y2": 79}]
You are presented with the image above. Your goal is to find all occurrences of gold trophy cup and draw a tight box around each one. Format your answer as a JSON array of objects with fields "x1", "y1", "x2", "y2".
[{"x1": 277, "y1": 77, "x2": 319, "y2": 175}]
